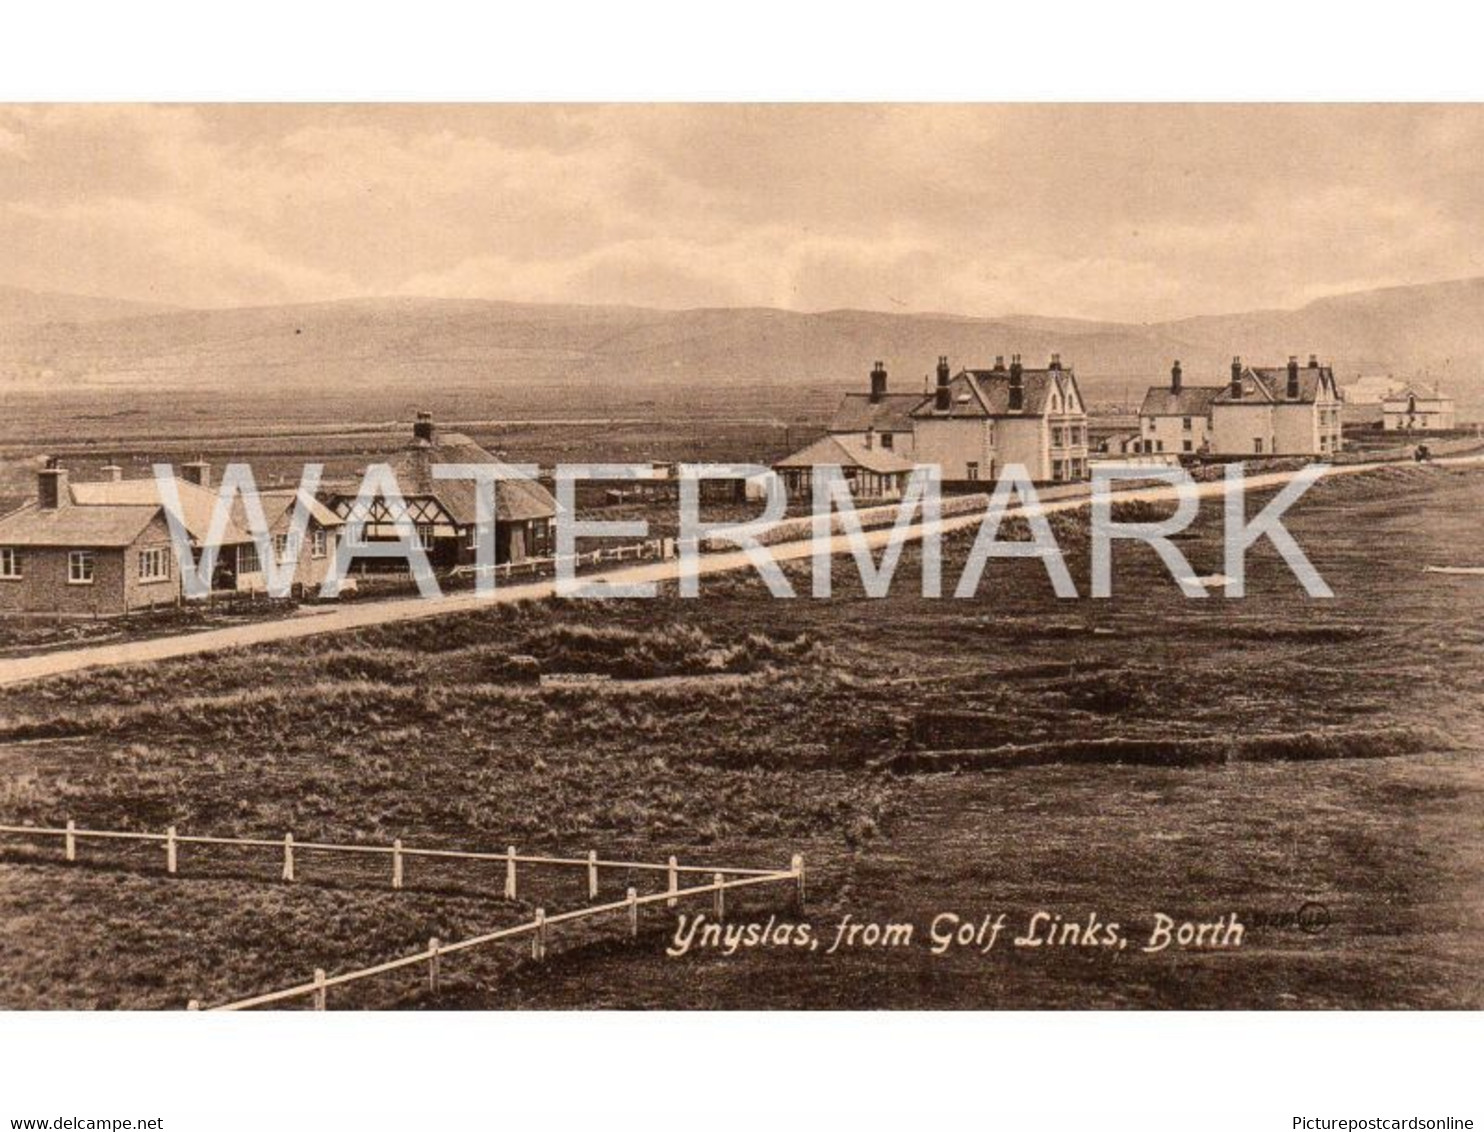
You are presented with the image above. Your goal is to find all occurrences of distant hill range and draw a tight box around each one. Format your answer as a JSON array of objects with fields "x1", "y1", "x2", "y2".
[{"x1": 1, "y1": 277, "x2": 1480, "y2": 413}]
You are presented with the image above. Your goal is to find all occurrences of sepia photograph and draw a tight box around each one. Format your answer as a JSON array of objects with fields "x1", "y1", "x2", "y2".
[
  {"x1": 0, "y1": 102, "x2": 1480, "y2": 1016},
  {"x1": 0, "y1": 6, "x2": 1480, "y2": 1122}
]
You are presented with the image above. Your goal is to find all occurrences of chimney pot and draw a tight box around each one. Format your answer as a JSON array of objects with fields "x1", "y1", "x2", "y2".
[
  {"x1": 413, "y1": 411, "x2": 435, "y2": 444},
  {"x1": 1049, "y1": 353, "x2": 1062, "y2": 371},
  {"x1": 993, "y1": 355, "x2": 1005, "y2": 371},
  {"x1": 1308, "y1": 353, "x2": 1319, "y2": 368}
]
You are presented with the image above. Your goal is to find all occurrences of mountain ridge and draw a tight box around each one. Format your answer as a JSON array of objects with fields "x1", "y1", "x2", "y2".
[{"x1": 1, "y1": 277, "x2": 1479, "y2": 411}]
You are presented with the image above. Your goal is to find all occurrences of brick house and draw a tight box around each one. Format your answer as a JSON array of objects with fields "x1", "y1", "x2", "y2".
[{"x1": 0, "y1": 460, "x2": 343, "y2": 616}]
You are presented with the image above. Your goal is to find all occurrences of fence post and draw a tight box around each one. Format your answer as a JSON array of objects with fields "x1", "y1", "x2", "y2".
[
  {"x1": 64, "y1": 819, "x2": 76, "y2": 863},
  {"x1": 312, "y1": 968, "x2": 327, "y2": 1011},
  {"x1": 587, "y1": 849, "x2": 598, "y2": 901},
  {"x1": 667, "y1": 856, "x2": 678, "y2": 908},
  {"x1": 791, "y1": 853, "x2": 806, "y2": 913},
  {"x1": 713, "y1": 872, "x2": 725, "y2": 920},
  {"x1": 392, "y1": 839, "x2": 404, "y2": 890},
  {"x1": 166, "y1": 825, "x2": 178, "y2": 875},
  {"x1": 282, "y1": 833, "x2": 295, "y2": 882},
  {"x1": 505, "y1": 845, "x2": 517, "y2": 901},
  {"x1": 533, "y1": 908, "x2": 547, "y2": 962},
  {"x1": 627, "y1": 887, "x2": 638, "y2": 940},
  {"x1": 427, "y1": 937, "x2": 441, "y2": 994}
]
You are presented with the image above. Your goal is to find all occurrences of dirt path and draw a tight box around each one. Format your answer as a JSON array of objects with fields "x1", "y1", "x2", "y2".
[{"x1": 0, "y1": 455, "x2": 1475, "y2": 688}]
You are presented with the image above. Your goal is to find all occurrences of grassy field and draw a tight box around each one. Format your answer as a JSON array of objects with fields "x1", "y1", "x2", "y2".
[{"x1": 0, "y1": 462, "x2": 1481, "y2": 1009}]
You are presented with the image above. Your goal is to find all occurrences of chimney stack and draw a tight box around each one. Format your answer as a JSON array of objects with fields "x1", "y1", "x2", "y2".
[
  {"x1": 1048, "y1": 353, "x2": 1062, "y2": 371},
  {"x1": 1230, "y1": 357, "x2": 1243, "y2": 399},
  {"x1": 37, "y1": 458, "x2": 68, "y2": 511},
  {"x1": 1009, "y1": 354, "x2": 1025, "y2": 412},
  {"x1": 993, "y1": 355, "x2": 1006, "y2": 372},
  {"x1": 101, "y1": 463, "x2": 124, "y2": 483},
  {"x1": 181, "y1": 459, "x2": 211, "y2": 489},
  {"x1": 869, "y1": 360, "x2": 888, "y2": 404},
  {"x1": 413, "y1": 411, "x2": 435, "y2": 444},
  {"x1": 1171, "y1": 360, "x2": 1183, "y2": 394},
  {"x1": 934, "y1": 356, "x2": 952, "y2": 413},
  {"x1": 1308, "y1": 353, "x2": 1319, "y2": 369},
  {"x1": 1287, "y1": 356, "x2": 1300, "y2": 399}
]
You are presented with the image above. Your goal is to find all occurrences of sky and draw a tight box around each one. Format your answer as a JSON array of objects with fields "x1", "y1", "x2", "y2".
[{"x1": 0, "y1": 103, "x2": 1480, "y2": 322}]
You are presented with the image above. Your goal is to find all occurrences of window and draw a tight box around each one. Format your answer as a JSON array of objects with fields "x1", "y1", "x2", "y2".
[
  {"x1": 311, "y1": 529, "x2": 328, "y2": 559},
  {"x1": 1052, "y1": 459, "x2": 1065, "y2": 481},
  {"x1": 1052, "y1": 427, "x2": 1064, "y2": 447},
  {"x1": 1182, "y1": 417, "x2": 1193, "y2": 431},
  {"x1": 0, "y1": 547, "x2": 20, "y2": 579},
  {"x1": 68, "y1": 550, "x2": 95, "y2": 585},
  {"x1": 415, "y1": 523, "x2": 435, "y2": 550},
  {"x1": 1182, "y1": 440, "x2": 1193, "y2": 453},
  {"x1": 1253, "y1": 438, "x2": 1265, "y2": 454},
  {"x1": 965, "y1": 461, "x2": 979, "y2": 482},
  {"x1": 1155, "y1": 440, "x2": 1165, "y2": 453},
  {"x1": 137, "y1": 547, "x2": 170, "y2": 582},
  {"x1": 239, "y1": 543, "x2": 262, "y2": 574},
  {"x1": 271, "y1": 532, "x2": 301, "y2": 565},
  {"x1": 879, "y1": 432, "x2": 894, "y2": 450}
]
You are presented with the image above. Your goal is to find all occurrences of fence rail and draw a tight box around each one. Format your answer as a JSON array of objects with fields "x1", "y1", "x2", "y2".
[
  {"x1": 0, "y1": 822, "x2": 782, "y2": 896},
  {"x1": 0, "y1": 819, "x2": 804, "y2": 1011},
  {"x1": 202, "y1": 864, "x2": 803, "y2": 1012}
]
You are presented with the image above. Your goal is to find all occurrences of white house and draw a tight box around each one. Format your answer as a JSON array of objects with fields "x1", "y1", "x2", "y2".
[
  {"x1": 1381, "y1": 384, "x2": 1456, "y2": 431},
  {"x1": 1137, "y1": 361, "x2": 1220, "y2": 456},
  {"x1": 1210, "y1": 355, "x2": 1343, "y2": 457},
  {"x1": 909, "y1": 354, "x2": 1089, "y2": 484}
]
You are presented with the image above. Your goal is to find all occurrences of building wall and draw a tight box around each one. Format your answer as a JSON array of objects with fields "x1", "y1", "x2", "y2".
[
  {"x1": 912, "y1": 416, "x2": 993, "y2": 482},
  {"x1": 1211, "y1": 403, "x2": 1275, "y2": 455},
  {"x1": 0, "y1": 545, "x2": 129, "y2": 615},
  {"x1": 120, "y1": 514, "x2": 180, "y2": 611},
  {"x1": 1272, "y1": 403, "x2": 1321, "y2": 455},
  {"x1": 830, "y1": 428, "x2": 915, "y2": 458},
  {"x1": 997, "y1": 416, "x2": 1050, "y2": 480},
  {"x1": 1140, "y1": 413, "x2": 1211, "y2": 456},
  {"x1": 1382, "y1": 400, "x2": 1457, "y2": 430}
]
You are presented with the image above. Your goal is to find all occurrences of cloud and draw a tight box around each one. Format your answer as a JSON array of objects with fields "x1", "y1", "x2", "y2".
[{"x1": 0, "y1": 104, "x2": 1481, "y2": 320}]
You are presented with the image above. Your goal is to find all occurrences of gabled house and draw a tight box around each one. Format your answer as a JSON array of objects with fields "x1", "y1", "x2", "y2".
[
  {"x1": 1137, "y1": 361, "x2": 1221, "y2": 456},
  {"x1": 323, "y1": 413, "x2": 560, "y2": 569},
  {"x1": 909, "y1": 354, "x2": 1089, "y2": 484},
  {"x1": 1210, "y1": 355, "x2": 1343, "y2": 456},
  {"x1": 1381, "y1": 384, "x2": 1456, "y2": 431},
  {"x1": 0, "y1": 459, "x2": 343, "y2": 616}
]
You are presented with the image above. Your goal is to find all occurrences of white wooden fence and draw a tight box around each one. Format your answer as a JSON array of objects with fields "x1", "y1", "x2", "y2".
[
  {"x1": 449, "y1": 538, "x2": 676, "y2": 583},
  {"x1": 201, "y1": 864, "x2": 803, "y2": 1011},
  {"x1": 0, "y1": 820, "x2": 804, "y2": 1011}
]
